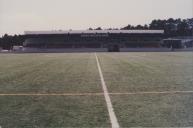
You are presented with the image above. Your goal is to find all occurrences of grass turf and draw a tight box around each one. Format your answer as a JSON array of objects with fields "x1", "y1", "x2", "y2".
[
  {"x1": 0, "y1": 52, "x2": 193, "y2": 127},
  {"x1": 0, "y1": 53, "x2": 102, "y2": 93},
  {"x1": 98, "y1": 52, "x2": 193, "y2": 127},
  {"x1": 98, "y1": 52, "x2": 193, "y2": 92},
  {"x1": 111, "y1": 94, "x2": 193, "y2": 127},
  {"x1": 0, "y1": 95, "x2": 110, "y2": 128}
]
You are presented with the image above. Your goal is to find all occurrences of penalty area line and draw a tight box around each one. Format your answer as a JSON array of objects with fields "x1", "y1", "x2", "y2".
[{"x1": 95, "y1": 53, "x2": 120, "y2": 128}]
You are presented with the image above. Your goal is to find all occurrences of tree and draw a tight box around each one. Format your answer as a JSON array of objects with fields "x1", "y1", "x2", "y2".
[
  {"x1": 144, "y1": 24, "x2": 149, "y2": 29},
  {"x1": 88, "y1": 27, "x2": 93, "y2": 30},
  {"x1": 177, "y1": 20, "x2": 189, "y2": 36},
  {"x1": 135, "y1": 25, "x2": 144, "y2": 30},
  {"x1": 95, "y1": 27, "x2": 102, "y2": 30},
  {"x1": 149, "y1": 19, "x2": 165, "y2": 30},
  {"x1": 121, "y1": 24, "x2": 133, "y2": 30},
  {"x1": 0, "y1": 34, "x2": 25, "y2": 50}
]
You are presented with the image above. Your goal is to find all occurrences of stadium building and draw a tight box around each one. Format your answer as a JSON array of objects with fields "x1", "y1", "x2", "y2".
[
  {"x1": 163, "y1": 37, "x2": 193, "y2": 49},
  {"x1": 23, "y1": 30, "x2": 164, "y2": 52}
]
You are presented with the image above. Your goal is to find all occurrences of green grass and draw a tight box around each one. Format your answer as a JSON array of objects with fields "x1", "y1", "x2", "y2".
[
  {"x1": 0, "y1": 53, "x2": 101, "y2": 93},
  {"x1": 99, "y1": 52, "x2": 193, "y2": 92},
  {"x1": 0, "y1": 95, "x2": 110, "y2": 128},
  {"x1": 112, "y1": 94, "x2": 193, "y2": 127},
  {"x1": 0, "y1": 52, "x2": 193, "y2": 127}
]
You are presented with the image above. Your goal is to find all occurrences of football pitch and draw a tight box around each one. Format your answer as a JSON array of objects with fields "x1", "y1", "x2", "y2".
[{"x1": 0, "y1": 52, "x2": 193, "y2": 127}]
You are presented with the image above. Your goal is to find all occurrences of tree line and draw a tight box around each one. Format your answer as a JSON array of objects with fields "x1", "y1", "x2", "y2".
[
  {"x1": 0, "y1": 34, "x2": 25, "y2": 50},
  {"x1": 121, "y1": 18, "x2": 193, "y2": 36},
  {"x1": 0, "y1": 18, "x2": 192, "y2": 50}
]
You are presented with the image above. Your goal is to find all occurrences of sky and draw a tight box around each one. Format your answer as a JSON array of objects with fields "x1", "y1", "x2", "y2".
[{"x1": 0, "y1": 0, "x2": 193, "y2": 36}]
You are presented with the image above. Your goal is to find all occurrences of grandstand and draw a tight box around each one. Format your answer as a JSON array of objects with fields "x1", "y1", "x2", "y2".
[{"x1": 23, "y1": 30, "x2": 164, "y2": 52}]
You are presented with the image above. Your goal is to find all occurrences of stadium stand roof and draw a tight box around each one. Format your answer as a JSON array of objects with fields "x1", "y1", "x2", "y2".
[{"x1": 24, "y1": 30, "x2": 164, "y2": 35}]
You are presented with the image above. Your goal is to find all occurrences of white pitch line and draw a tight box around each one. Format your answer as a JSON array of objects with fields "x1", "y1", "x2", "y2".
[
  {"x1": 109, "y1": 90, "x2": 193, "y2": 95},
  {"x1": 0, "y1": 91, "x2": 193, "y2": 96},
  {"x1": 0, "y1": 93, "x2": 104, "y2": 96},
  {"x1": 95, "y1": 53, "x2": 120, "y2": 128}
]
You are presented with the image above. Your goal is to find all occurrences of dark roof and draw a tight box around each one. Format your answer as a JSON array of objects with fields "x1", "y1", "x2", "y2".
[{"x1": 25, "y1": 30, "x2": 164, "y2": 35}]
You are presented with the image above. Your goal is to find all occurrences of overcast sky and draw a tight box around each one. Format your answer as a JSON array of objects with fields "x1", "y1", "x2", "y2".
[{"x1": 0, "y1": 0, "x2": 192, "y2": 36}]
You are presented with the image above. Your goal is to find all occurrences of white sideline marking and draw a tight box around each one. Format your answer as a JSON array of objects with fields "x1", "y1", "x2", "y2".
[
  {"x1": 0, "y1": 91, "x2": 193, "y2": 96},
  {"x1": 109, "y1": 90, "x2": 193, "y2": 95},
  {"x1": 0, "y1": 93, "x2": 103, "y2": 96},
  {"x1": 95, "y1": 53, "x2": 120, "y2": 128}
]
